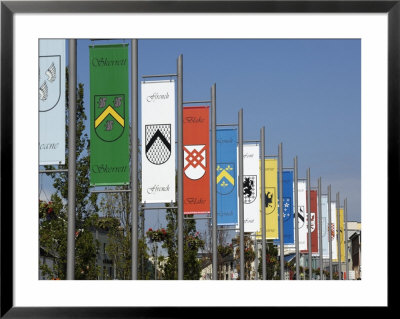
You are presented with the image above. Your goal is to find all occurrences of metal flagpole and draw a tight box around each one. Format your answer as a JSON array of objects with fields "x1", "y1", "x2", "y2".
[
  {"x1": 278, "y1": 143, "x2": 284, "y2": 280},
  {"x1": 177, "y1": 55, "x2": 184, "y2": 280},
  {"x1": 131, "y1": 39, "x2": 138, "y2": 280},
  {"x1": 344, "y1": 198, "x2": 349, "y2": 280},
  {"x1": 294, "y1": 156, "x2": 300, "y2": 280},
  {"x1": 307, "y1": 168, "x2": 312, "y2": 280},
  {"x1": 318, "y1": 177, "x2": 323, "y2": 279},
  {"x1": 211, "y1": 83, "x2": 218, "y2": 280},
  {"x1": 261, "y1": 127, "x2": 266, "y2": 280},
  {"x1": 328, "y1": 185, "x2": 333, "y2": 280},
  {"x1": 238, "y1": 109, "x2": 245, "y2": 280},
  {"x1": 254, "y1": 234, "x2": 258, "y2": 280},
  {"x1": 66, "y1": 39, "x2": 77, "y2": 280},
  {"x1": 336, "y1": 192, "x2": 341, "y2": 280}
]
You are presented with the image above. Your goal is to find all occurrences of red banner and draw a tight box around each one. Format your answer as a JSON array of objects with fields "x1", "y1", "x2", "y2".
[
  {"x1": 183, "y1": 106, "x2": 210, "y2": 214},
  {"x1": 301, "y1": 190, "x2": 319, "y2": 254}
]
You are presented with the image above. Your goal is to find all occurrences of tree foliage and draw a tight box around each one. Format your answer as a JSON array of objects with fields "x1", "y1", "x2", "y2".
[
  {"x1": 234, "y1": 234, "x2": 255, "y2": 280},
  {"x1": 257, "y1": 242, "x2": 281, "y2": 280},
  {"x1": 39, "y1": 67, "x2": 99, "y2": 280},
  {"x1": 98, "y1": 189, "x2": 152, "y2": 280},
  {"x1": 158, "y1": 203, "x2": 204, "y2": 280}
]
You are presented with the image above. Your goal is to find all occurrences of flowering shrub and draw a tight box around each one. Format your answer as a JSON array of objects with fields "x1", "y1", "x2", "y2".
[
  {"x1": 218, "y1": 244, "x2": 233, "y2": 258},
  {"x1": 236, "y1": 247, "x2": 256, "y2": 262},
  {"x1": 333, "y1": 272, "x2": 339, "y2": 280},
  {"x1": 146, "y1": 228, "x2": 168, "y2": 242},
  {"x1": 266, "y1": 254, "x2": 277, "y2": 264},
  {"x1": 244, "y1": 247, "x2": 255, "y2": 261},
  {"x1": 185, "y1": 232, "x2": 204, "y2": 249},
  {"x1": 39, "y1": 200, "x2": 55, "y2": 220}
]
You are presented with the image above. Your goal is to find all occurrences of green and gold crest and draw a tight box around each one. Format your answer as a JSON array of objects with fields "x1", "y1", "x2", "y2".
[{"x1": 94, "y1": 94, "x2": 125, "y2": 142}]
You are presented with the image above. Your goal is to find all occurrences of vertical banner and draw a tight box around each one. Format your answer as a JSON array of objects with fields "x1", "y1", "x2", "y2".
[
  {"x1": 334, "y1": 208, "x2": 346, "y2": 262},
  {"x1": 242, "y1": 144, "x2": 260, "y2": 232},
  {"x1": 301, "y1": 190, "x2": 319, "y2": 254},
  {"x1": 321, "y1": 195, "x2": 329, "y2": 258},
  {"x1": 216, "y1": 129, "x2": 238, "y2": 225},
  {"x1": 274, "y1": 170, "x2": 294, "y2": 245},
  {"x1": 141, "y1": 80, "x2": 176, "y2": 203},
  {"x1": 331, "y1": 202, "x2": 338, "y2": 261},
  {"x1": 39, "y1": 39, "x2": 66, "y2": 165},
  {"x1": 183, "y1": 106, "x2": 210, "y2": 214},
  {"x1": 257, "y1": 159, "x2": 278, "y2": 239},
  {"x1": 297, "y1": 180, "x2": 308, "y2": 250},
  {"x1": 90, "y1": 44, "x2": 130, "y2": 186}
]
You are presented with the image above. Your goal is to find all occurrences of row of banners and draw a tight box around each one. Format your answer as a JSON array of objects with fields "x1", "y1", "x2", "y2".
[{"x1": 39, "y1": 41, "x2": 345, "y2": 261}]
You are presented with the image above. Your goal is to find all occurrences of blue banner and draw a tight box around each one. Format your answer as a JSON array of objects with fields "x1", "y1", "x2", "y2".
[
  {"x1": 274, "y1": 170, "x2": 294, "y2": 245},
  {"x1": 216, "y1": 128, "x2": 238, "y2": 225}
]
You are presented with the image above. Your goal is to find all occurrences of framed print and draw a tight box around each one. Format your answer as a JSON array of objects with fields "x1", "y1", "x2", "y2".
[{"x1": 1, "y1": 0, "x2": 394, "y2": 316}]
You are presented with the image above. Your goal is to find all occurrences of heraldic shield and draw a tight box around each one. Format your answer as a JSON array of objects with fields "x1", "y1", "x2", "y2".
[
  {"x1": 184, "y1": 145, "x2": 206, "y2": 180},
  {"x1": 217, "y1": 163, "x2": 235, "y2": 195},
  {"x1": 264, "y1": 187, "x2": 276, "y2": 215},
  {"x1": 243, "y1": 175, "x2": 257, "y2": 204},
  {"x1": 305, "y1": 212, "x2": 316, "y2": 232},
  {"x1": 145, "y1": 124, "x2": 172, "y2": 165},
  {"x1": 330, "y1": 223, "x2": 335, "y2": 240},
  {"x1": 39, "y1": 55, "x2": 61, "y2": 112},
  {"x1": 94, "y1": 94, "x2": 125, "y2": 142},
  {"x1": 298, "y1": 205, "x2": 306, "y2": 229},
  {"x1": 282, "y1": 197, "x2": 292, "y2": 221}
]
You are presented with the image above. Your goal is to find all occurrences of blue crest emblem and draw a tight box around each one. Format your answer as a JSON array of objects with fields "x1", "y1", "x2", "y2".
[
  {"x1": 216, "y1": 163, "x2": 235, "y2": 195},
  {"x1": 281, "y1": 197, "x2": 292, "y2": 222}
]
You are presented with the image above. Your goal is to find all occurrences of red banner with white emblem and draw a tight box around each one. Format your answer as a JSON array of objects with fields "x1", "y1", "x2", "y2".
[
  {"x1": 183, "y1": 106, "x2": 210, "y2": 214},
  {"x1": 302, "y1": 190, "x2": 319, "y2": 254}
]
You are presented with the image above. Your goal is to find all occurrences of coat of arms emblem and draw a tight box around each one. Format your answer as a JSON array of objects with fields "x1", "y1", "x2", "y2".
[
  {"x1": 264, "y1": 187, "x2": 276, "y2": 215},
  {"x1": 94, "y1": 94, "x2": 125, "y2": 142},
  {"x1": 145, "y1": 124, "x2": 171, "y2": 165},
  {"x1": 305, "y1": 212, "x2": 316, "y2": 232},
  {"x1": 297, "y1": 205, "x2": 305, "y2": 229},
  {"x1": 281, "y1": 197, "x2": 292, "y2": 221},
  {"x1": 39, "y1": 55, "x2": 61, "y2": 112},
  {"x1": 330, "y1": 223, "x2": 335, "y2": 240},
  {"x1": 216, "y1": 163, "x2": 235, "y2": 195},
  {"x1": 243, "y1": 175, "x2": 257, "y2": 204},
  {"x1": 184, "y1": 145, "x2": 206, "y2": 180}
]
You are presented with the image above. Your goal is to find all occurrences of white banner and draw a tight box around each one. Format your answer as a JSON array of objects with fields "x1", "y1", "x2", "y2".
[
  {"x1": 141, "y1": 81, "x2": 176, "y2": 203},
  {"x1": 242, "y1": 144, "x2": 260, "y2": 233},
  {"x1": 331, "y1": 201, "x2": 338, "y2": 260},
  {"x1": 297, "y1": 180, "x2": 308, "y2": 251},
  {"x1": 321, "y1": 195, "x2": 329, "y2": 258},
  {"x1": 39, "y1": 39, "x2": 66, "y2": 165}
]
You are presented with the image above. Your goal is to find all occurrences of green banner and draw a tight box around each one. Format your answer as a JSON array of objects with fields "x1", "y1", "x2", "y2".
[{"x1": 90, "y1": 44, "x2": 129, "y2": 186}]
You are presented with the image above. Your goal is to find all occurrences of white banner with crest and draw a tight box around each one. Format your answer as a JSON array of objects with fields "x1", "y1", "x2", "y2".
[
  {"x1": 141, "y1": 80, "x2": 176, "y2": 203},
  {"x1": 297, "y1": 180, "x2": 308, "y2": 251},
  {"x1": 242, "y1": 144, "x2": 260, "y2": 232},
  {"x1": 39, "y1": 39, "x2": 66, "y2": 165},
  {"x1": 331, "y1": 201, "x2": 338, "y2": 260}
]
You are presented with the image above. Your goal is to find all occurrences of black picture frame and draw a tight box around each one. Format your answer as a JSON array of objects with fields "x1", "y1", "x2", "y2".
[{"x1": 1, "y1": 0, "x2": 393, "y2": 317}]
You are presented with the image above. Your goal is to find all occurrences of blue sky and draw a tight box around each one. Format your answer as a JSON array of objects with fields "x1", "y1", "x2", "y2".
[{"x1": 40, "y1": 39, "x2": 361, "y2": 241}]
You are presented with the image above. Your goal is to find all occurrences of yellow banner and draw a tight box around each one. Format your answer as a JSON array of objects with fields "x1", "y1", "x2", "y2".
[
  {"x1": 333, "y1": 208, "x2": 345, "y2": 262},
  {"x1": 256, "y1": 159, "x2": 278, "y2": 239}
]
